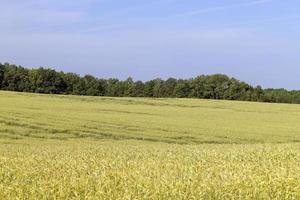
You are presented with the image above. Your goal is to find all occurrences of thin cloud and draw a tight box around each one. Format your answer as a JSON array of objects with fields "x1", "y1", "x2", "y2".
[
  {"x1": 173, "y1": 0, "x2": 273, "y2": 18},
  {"x1": 91, "y1": 0, "x2": 176, "y2": 18}
]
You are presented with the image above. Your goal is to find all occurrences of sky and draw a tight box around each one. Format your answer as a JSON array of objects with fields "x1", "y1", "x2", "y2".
[{"x1": 0, "y1": 0, "x2": 300, "y2": 89}]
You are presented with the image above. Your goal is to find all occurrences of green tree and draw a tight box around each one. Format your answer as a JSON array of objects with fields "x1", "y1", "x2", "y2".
[
  {"x1": 123, "y1": 77, "x2": 135, "y2": 97},
  {"x1": 162, "y1": 78, "x2": 177, "y2": 97},
  {"x1": 84, "y1": 75, "x2": 100, "y2": 96},
  {"x1": 106, "y1": 79, "x2": 120, "y2": 97},
  {"x1": 61, "y1": 72, "x2": 80, "y2": 94},
  {"x1": 0, "y1": 63, "x2": 4, "y2": 88},
  {"x1": 153, "y1": 79, "x2": 164, "y2": 98},
  {"x1": 132, "y1": 81, "x2": 145, "y2": 97},
  {"x1": 144, "y1": 80, "x2": 156, "y2": 97},
  {"x1": 174, "y1": 80, "x2": 190, "y2": 98},
  {"x1": 1, "y1": 63, "x2": 300, "y2": 104},
  {"x1": 190, "y1": 75, "x2": 206, "y2": 98}
]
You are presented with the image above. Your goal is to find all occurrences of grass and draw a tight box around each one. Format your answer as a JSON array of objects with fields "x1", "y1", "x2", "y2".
[{"x1": 1, "y1": 91, "x2": 300, "y2": 199}]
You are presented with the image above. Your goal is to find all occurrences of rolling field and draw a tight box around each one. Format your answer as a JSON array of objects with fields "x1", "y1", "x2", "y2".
[{"x1": 1, "y1": 91, "x2": 300, "y2": 199}]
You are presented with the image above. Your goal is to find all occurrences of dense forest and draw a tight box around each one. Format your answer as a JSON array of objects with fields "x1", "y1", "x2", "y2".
[{"x1": 1, "y1": 63, "x2": 299, "y2": 104}]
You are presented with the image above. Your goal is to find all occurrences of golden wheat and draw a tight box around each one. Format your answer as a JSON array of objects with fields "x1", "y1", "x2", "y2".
[
  {"x1": 1, "y1": 91, "x2": 300, "y2": 199},
  {"x1": 0, "y1": 141, "x2": 300, "y2": 199}
]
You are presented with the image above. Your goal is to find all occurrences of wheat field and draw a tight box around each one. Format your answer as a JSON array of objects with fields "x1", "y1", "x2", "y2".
[{"x1": 1, "y1": 91, "x2": 300, "y2": 199}]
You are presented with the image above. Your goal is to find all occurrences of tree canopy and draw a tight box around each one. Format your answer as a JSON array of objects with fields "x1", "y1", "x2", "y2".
[{"x1": 1, "y1": 63, "x2": 299, "y2": 104}]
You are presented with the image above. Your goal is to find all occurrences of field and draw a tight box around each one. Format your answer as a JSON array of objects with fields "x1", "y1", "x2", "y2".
[{"x1": 1, "y1": 91, "x2": 300, "y2": 199}]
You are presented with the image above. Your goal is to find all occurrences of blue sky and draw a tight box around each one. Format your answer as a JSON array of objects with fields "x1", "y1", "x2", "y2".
[{"x1": 0, "y1": 0, "x2": 300, "y2": 89}]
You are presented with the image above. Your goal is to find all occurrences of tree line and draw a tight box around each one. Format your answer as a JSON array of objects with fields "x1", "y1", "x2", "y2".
[{"x1": 1, "y1": 63, "x2": 300, "y2": 104}]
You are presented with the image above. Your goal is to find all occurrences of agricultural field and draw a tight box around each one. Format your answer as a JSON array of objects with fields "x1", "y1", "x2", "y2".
[{"x1": 1, "y1": 91, "x2": 300, "y2": 199}]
